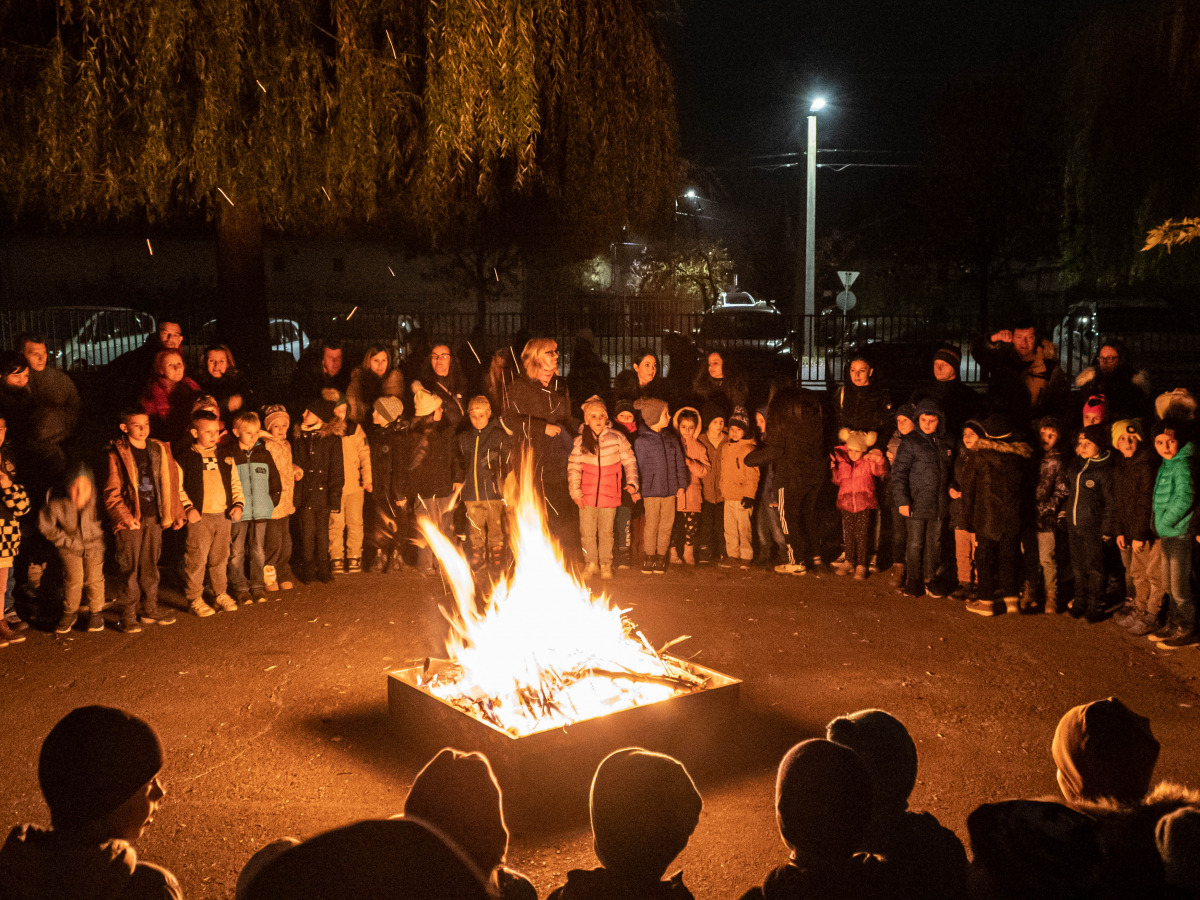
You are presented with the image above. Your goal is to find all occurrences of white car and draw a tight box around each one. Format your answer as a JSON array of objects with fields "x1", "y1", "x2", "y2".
[
  {"x1": 198, "y1": 317, "x2": 310, "y2": 360},
  {"x1": 51, "y1": 307, "x2": 157, "y2": 371}
]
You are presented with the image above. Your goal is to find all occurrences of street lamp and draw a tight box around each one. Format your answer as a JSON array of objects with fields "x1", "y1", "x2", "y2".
[{"x1": 798, "y1": 97, "x2": 826, "y2": 323}]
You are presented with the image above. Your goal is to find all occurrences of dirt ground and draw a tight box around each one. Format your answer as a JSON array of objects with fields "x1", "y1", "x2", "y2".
[{"x1": 3, "y1": 564, "x2": 1200, "y2": 899}]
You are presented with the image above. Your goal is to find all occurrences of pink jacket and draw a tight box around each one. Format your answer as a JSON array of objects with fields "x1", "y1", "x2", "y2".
[
  {"x1": 569, "y1": 427, "x2": 638, "y2": 508},
  {"x1": 831, "y1": 447, "x2": 888, "y2": 513}
]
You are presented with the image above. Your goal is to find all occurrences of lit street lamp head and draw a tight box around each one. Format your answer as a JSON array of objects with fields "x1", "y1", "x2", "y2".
[{"x1": 810, "y1": 97, "x2": 826, "y2": 113}]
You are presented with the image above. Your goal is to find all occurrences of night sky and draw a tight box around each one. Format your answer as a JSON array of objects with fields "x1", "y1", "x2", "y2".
[{"x1": 666, "y1": 0, "x2": 1131, "y2": 269}]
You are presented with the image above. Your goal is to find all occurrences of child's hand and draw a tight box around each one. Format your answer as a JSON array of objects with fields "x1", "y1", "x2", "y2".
[
  {"x1": 899, "y1": 505, "x2": 910, "y2": 518},
  {"x1": 187, "y1": 508, "x2": 201, "y2": 524},
  {"x1": 574, "y1": 497, "x2": 584, "y2": 508},
  {"x1": 676, "y1": 489, "x2": 685, "y2": 503},
  {"x1": 129, "y1": 520, "x2": 140, "y2": 530},
  {"x1": 1133, "y1": 539, "x2": 1146, "y2": 552},
  {"x1": 230, "y1": 507, "x2": 243, "y2": 522},
  {"x1": 293, "y1": 465, "x2": 304, "y2": 481},
  {"x1": 0, "y1": 473, "x2": 11, "y2": 489},
  {"x1": 363, "y1": 481, "x2": 373, "y2": 493},
  {"x1": 1117, "y1": 535, "x2": 1126, "y2": 550},
  {"x1": 399, "y1": 498, "x2": 408, "y2": 509},
  {"x1": 949, "y1": 488, "x2": 962, "y2": 499}
]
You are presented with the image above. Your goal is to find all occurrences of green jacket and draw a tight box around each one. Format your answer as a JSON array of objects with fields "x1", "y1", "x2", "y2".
[{"x1": 1153, "y1": 442, "x2": 1196, "y2": 538}]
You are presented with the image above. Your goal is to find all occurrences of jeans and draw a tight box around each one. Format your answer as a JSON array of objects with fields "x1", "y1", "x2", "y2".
[
  {"x1": 642, "y1": 496, "x2": 676, "y2": 556},
  {"x1": 329, "y1": 489, "x2": 365, "y2": 561},
  {"x1": 580, "y1": 505, "x2": 617, "y2": 566},
  {"x1": 756, "y1": 498, "x2": 787, "y2": 559},
  {"x1": 905, "y1": 516, "x2": 943, "y2": 591},
  {"x1": 60, "y1": 546, "x2": 105, "y2": 616},
  {"x1": 954, "y1": 528, "x2": 975, "y2": 587},
  {"x1": 185, "y1": 513, "x2": 231, "y2": 601},
  {"x1": 724, "y1": 500, "x2": 754, "y2": 560},
  {"x1": 1120, "y1": 540, "x2": 1165, "y2": 619},
  {"x1": 264, "y1": 516, "x2": 294, "y2": 581},
  {"x1": 1161, "y1": 536, "x2": 1195, "y2": 631},
  {"x1": 229, "y1": 518, "x2": 268, "y2": 596},
  {"x1": 114, "y1": 518, "x2": 163, "y2": 617}
]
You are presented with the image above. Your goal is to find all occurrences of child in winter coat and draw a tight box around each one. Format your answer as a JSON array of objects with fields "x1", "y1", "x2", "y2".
[
  {"x1": 612, "y1": 399, "x2": 642, "y2": 570},
  {"x1": 365, "y1": 395, "x2": 409, "y2": 574},
  {"x1": 718, "y1": 407, "x2": 760, "y2": 568},
  {"x1": 831, "y1": 429, "x2": 888, "y2": 580},
  {"x1": 330, "y1": 395, "x2": 372, "y2": 574},
  {"x1": 403, "y1": 385, "x2": 462, "y2": 575},
  {"x1": 292, "y1": 398, "x2": 344, "y2": 585},
  {"x1": 884, "y1": 404, "x2": 916, "y2": 585},
  {"x1": 222, "y1": 411, "x2": 282, "y2": 604},
  {"x1": 41, "y1": 464, "x2": 108, "y2": 634},
  {"x1": 1151, "y1": 419, "x2": 1197, "y2": 647},
  {"x1": 0, "y1": 415, "x2": 28, "y2": 648},
  {"x1": 1065, "y1": 424, "x2": 1115, "y2": 622},
  {"x1": 670, "y1": 407, "x2": 711, "y2": 567},
  {"x1": 958, "y1": 415, "x2": 1033, "y2": 616},
  {"x1": 1110, "y1": 419, "x2": 1163, "y2": 635},
  {"x1": 891, "y1": 399, "x2": 952, "y2": 597},
  {"x1": 698, "y1": 402, "x2": 727, "y2": 564},
  {"x1": 633, "y1": 397, "x2": 688, "y2": 574},
  {"x1": 261, "y1": 404, "x2": 300, "y2": 591},
  {"x1": 946, "y1": 422, "x2": 980, "y2": 599},
  {"x1": 1033, "y1": 417, "x2": 1070, "y2": 614},
  {"x1": 569, "y1": 396, "x2": 639, "y2": 580},
  {"x1": 753, "y1": 407, "x2": 788, "y2": 568},
  {"x1": 103, "y1": 408, "x2": 186, "y2": 628},
  {"x1": 458, "y1": 395, "x2": 509, "y2": 570}
]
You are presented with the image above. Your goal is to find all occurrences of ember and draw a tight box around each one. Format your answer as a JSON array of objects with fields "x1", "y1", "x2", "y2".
[{"x1": 409, "y1": 456, "x2": 723, "y2": 738}]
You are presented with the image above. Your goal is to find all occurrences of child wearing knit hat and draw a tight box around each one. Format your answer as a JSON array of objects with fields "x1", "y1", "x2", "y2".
[
  {"x1": 1065, "y1": 424, "x2": 1115, "y2": 621},
  {"x1": 1109, "y1": 418, "x2": 1164, "y2": 635},
  {"x1": 718, "y1": 407, "x2": 760, "y2": 568},
  {"x1": 633, "y1": 398, "x2": 688, "y2": 574}
]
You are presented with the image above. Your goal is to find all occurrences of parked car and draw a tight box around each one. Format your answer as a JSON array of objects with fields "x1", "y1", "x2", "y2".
[
  {"x1": 696, "y1": 296, "x2": 794, "y2": 355},
  {"x1": 42, "y1": 307, "x2": 158, "y2": 371},
  {"x1": 196, "y1": 317, "x2": 310, "y2": 361}
]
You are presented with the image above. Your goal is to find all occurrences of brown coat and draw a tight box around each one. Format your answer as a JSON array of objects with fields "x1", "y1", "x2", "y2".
[{"x1": 103, "y1": 437, "x2": 187, "y2": 532}]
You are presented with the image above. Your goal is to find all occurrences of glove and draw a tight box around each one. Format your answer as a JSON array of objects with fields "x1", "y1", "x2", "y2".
[{"x1": 741, "y1": 497, "x2": 754, "y2": 510}]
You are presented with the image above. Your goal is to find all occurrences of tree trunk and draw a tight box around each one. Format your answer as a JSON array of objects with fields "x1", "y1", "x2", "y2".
[{"x1": 216, "y1": 200, "x2": 272, "y2": 393}]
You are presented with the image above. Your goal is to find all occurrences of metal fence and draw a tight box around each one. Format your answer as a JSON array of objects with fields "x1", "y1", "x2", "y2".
[{"x1": 5, "y1": 300, "x2": 1200, "y2": 395}]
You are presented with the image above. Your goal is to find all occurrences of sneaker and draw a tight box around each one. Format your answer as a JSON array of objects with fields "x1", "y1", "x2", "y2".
[
  {"x1": 1157, "y1": 630, "x2": 1200, "y2": 649},
  {"x1": 898, "y1": 584, "x2": 923, "y2": 598},
  {"x1": 949, "y1": 585, "x2": 973, "y2": 601},
  {"x1": 966, "y1": 599, "x2": 997, "y2": 616},
  {"x1": 190, "y1": 598, "x2": 216, "y2": 618},
  {"x1": 116, "y1": 619, "x2": 142, "y2": 634},
  {"x1": 1126, "y1": 616, "x2": 1158, "y2": 637},
  {"x1": 616, "y1": 559, "x2": 630, "y2": 570},
  {"x1": 4, "y1": 612, "x2": 28, "y2": 632},
  {"x1": 834, "y1": 561, "x2": 853, "y2": 576},
  {"x1": 774, "y1": 563, "x2": 806, "y2": 575},
  {"x1": 925, "y1": 584, "x2": 947, "y2": 599},
  {"x1": 255, "y1": 595, "x2": 268, "y2": 604},
  {"x1": 278, "y1": 580, "x2": 294, "y2": 590},
  {"x1": 55, "y1": 614, "x2": 76, "y2": 634},
  {"x1": 213, "y1": 593, "x2": 238, "y2": 612},
  {"x1": 656, "y1": 555, "x2": 668, "y2": 574},
  {"x1": 600, "y1": 564, "x2": 614, "y2": 580},
  {"x1": 641, "y1": 559, "x2": 655, "y2": 574},
  {"x1": 237, "y1": 592, "x2": 254, "y2": 606},
  {"x1": 86, "y1": 613, "x2": 105, "y2": 632},
  {"x1": 1003, "y1": 596, "x2": 1021, "y2": 615},
  {"x1": 266, "y1": 581, "x2": 281, "y2": 592},
  {"x1": 582, "y1": 563, "x2": 599, "y2": 579},
  {"x1": 853, "y1": 565, "x2": 867, "y2": 581},
  {"x1": 331, "y1": 558, "x2": 345, "y2": 575},
  {"x1": 347, "y1": 557, "x2": 362, "y2": 574},
  {"x1": 717, "y1": 558, "x2": 738, "y2": 569},
  {"x1": 1148, "y1": 623, "x2": 1176, "y2": 641},
  {"x1": 138, "y1": 610, "x2": 177, "y2": 626}
]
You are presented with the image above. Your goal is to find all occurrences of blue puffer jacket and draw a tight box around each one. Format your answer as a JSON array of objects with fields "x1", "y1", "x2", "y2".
[
  {"x1": 633, "y1": 424, "x2": 688, "y2": 498},
  {"x1": 890, "y1": 400, "x2": 952, "y2": 519}
]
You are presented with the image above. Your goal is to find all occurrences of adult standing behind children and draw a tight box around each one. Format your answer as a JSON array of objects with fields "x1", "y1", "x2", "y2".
[
  {"x1": 177, "y1": 409, "x2": 245, "y2": 616},
  {"x1": 20, "y1": 332, "x2": 79, "y2": 480},
  {"x1": 195, "y1": 344, "x2": 253, "y2": 431},
  {"x1": 909, "y1": 344, "x2": 981, "y2": 441},
  {"x1": 416, "y1": 343, "x2": 467, "y2": 429},
  {"x1": 0, "y1": 705, "x2": 181, "y2": 899},
  {"x1": 103, "y1": 409, "x2": 187, "y2": 628},
  {"x1": 347, "y1": 344, "x2": 405, "y2": 426},
  {"x1": 614, "y1": 348, "x2": 671, "y2": 409}
]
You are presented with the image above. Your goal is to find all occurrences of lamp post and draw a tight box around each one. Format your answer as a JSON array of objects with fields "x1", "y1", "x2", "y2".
[{"x1": 803, "y1": 98, "x2": 824, "y2": 322}]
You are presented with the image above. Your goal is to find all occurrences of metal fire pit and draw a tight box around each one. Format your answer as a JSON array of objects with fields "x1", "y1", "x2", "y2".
[{"x1": 387, "y1": 656, "x2": 741, "y2": 789}]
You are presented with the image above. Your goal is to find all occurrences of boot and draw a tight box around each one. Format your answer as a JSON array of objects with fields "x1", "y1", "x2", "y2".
[
  {"x1": 0, "y1": 617, "x2": 25, "y2": 645},
  {"x1": 891, "y1": 564, "x2": 906, "y2": 589},
  {"x1": 385, "y1": 550, "x2": 406, "y2": 574},
  {"x1": 264, "y1": 564, "x2": 279, "y2": 592},
  {"x1": 683, "y1": 545, "x2": 696, "y2": 566},
  {"x1": 1018, "y1": 582, "x2": 1039, "y2": 613}
]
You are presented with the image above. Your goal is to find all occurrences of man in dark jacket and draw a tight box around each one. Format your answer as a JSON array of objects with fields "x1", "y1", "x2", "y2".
[
  {"x1": 891, "y1": 399, "x2": 953, "y2": 597},
  {"x1": 908, "y1": 344, "x2": 982, "y2": 441},
  {"x1": 971, "y1": 321, "x2": 1070, "y2": 425},
  {"x1": 1110, "y1": 419, "x2": 1163, "y2": 635},
  {"x1": 959, "y1": 414, "x2": 1034, "y2": 616}
]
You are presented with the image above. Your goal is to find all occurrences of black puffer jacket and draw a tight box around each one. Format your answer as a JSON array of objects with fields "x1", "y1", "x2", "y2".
[
  {"x1": 1112, "y1": 444, "x2": 1159, "y2": 544},
  {"x1": 960, "y1": 430, "x2": 1033, "y2": 541},
  {"x1": 835, "y1": 381, "x2": 892, "y2": 439},
  {"x1": 292, "y1": 421, "x2": 345, "y2": 512},
  {"x1": 401, "y1": 415, "x2": 461, "y2": 500},
  {"x1": 1065, "y1": 451, "x2": 1115, "y2": 533},
  {"x1": 891, "y1": 401, "x2": 953, "y2": 519}
]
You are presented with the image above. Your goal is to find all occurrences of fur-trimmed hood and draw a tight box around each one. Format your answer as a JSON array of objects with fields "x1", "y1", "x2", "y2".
[
  {"x1": 1068, "y1": 780, "x2": 1200, "y2": 823},
  {"x1": 294, "y1": 417, "x2": 346, "y2": 441},
  {"x1": 975, "y1": 436, "x2": 1033, "y2": 458}
]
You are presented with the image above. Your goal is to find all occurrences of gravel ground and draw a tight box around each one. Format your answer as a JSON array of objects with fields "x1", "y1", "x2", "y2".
[{"x1": 3, "y1": 563, "x2": 1199, "y2": 899}]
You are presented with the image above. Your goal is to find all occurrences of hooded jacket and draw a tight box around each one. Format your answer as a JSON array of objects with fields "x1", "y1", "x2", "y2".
[
  {"x1": 39, "y1": 470, "x2": 105, "y2": 555},
  {"x1": 1065, "y1": 450, "x2": 1115, "y2": 534},
  {"x1": 699, "y1": 431, "x2": 726, "y2": 504},
  {"x1": 831, "y1": 446, "x2": 888, "y2": 513},
  {"x1": 219, "y1": 435, "x2": 282, "y2": 521},
  {"x1": 261, "y1": 431, "x2": 296, "y2": 518},
  {"x1": 103, "y1": 436, "x2": 188, "y2": 531},
  {"x1": 292, "y1": 419, "x2": 345, "y2": 511},
  {"x1": 959, "y1": 426, "x2": 1033, "y2": 541},
  {"x1": 0, "y1": 824, "x2": 182, "y2": 900},
  {"x1": 719, "y1": 436, "x2": 760, "y2": 503},
  {"x1": 339, "y1": 420, "x2": 372, "y2": 494},
  {"x1": 457, "y1": 419, "x2": 509, "y2": 503},
  {"x1": 1113, "y1": 443, "x2": 1159, "y2": 544},
  {"x1": 633, "y1": 423, "x2": 689, "y2": 499},
  {"x1": 1152, "y1": 441, "x2": 1196, "y2": 538},
  {"x1": 1034, "y1": 444, "x2": 1070, "y2": 532},
  {"x1": 890, "y1": 401, "x2": 952, "y2": 519},
  {"x1": 569, "y1": 426, "x2": 638, "y2": 509},
  {"x1": 673, "y1": 408, "x2": 711, "y2": 513}
]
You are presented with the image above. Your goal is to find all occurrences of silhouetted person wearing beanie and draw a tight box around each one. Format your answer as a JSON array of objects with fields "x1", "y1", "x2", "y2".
[
  {"x1": 0, "y1": 705, "x2": 181, "y2": 899},
  {"x1": 826, "y1": 710, "x2": 966, "y2": 899},
  {"x1": 740, "y1": 738, "x2": 890, "y2": 900},
  {"x1": 403, "y1": 748, "x2": 537, "y2": 900},
  {"x1": 548, "y1": 747, "x2": 703, "y2": 900}
]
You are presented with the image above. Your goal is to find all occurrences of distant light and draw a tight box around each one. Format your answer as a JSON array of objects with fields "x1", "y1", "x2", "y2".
[
  {"x1": 810, "y1": 97, "x2": 826, "y2": 112},
  {"x1": 685, "y1": 188, "x2": 697, "y2": 199}
]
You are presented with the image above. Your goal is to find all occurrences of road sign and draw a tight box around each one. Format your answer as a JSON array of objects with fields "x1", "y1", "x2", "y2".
[
  {"x1": 836, "y1": 290, "x2": 856, "y2": 312},
  {"x1": 838, "y1": 270, "x2": 859, "y2": 288}
]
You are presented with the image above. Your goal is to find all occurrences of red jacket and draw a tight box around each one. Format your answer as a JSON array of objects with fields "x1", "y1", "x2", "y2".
[{"x1": 831, "y1": 447, "x2": 888, "y2": 513}]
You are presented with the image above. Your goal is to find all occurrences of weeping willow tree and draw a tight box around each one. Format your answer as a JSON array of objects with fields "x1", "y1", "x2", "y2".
[
  {"x1": 1062, "y1": 0, "x2": 1200, "y2": 291},
  {"x1": 0, "y1": 0, "x2": 679, "y2": 369}
]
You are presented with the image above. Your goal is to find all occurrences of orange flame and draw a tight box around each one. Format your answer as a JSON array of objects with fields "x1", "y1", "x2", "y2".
[{"x1": 416, "y1": 453, "x2": 685, "y2": 736}]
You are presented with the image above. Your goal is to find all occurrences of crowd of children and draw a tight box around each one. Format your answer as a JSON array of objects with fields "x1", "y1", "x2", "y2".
[{"x1": 6, "y1": 695, "x2": 1198, "y2": 898}]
